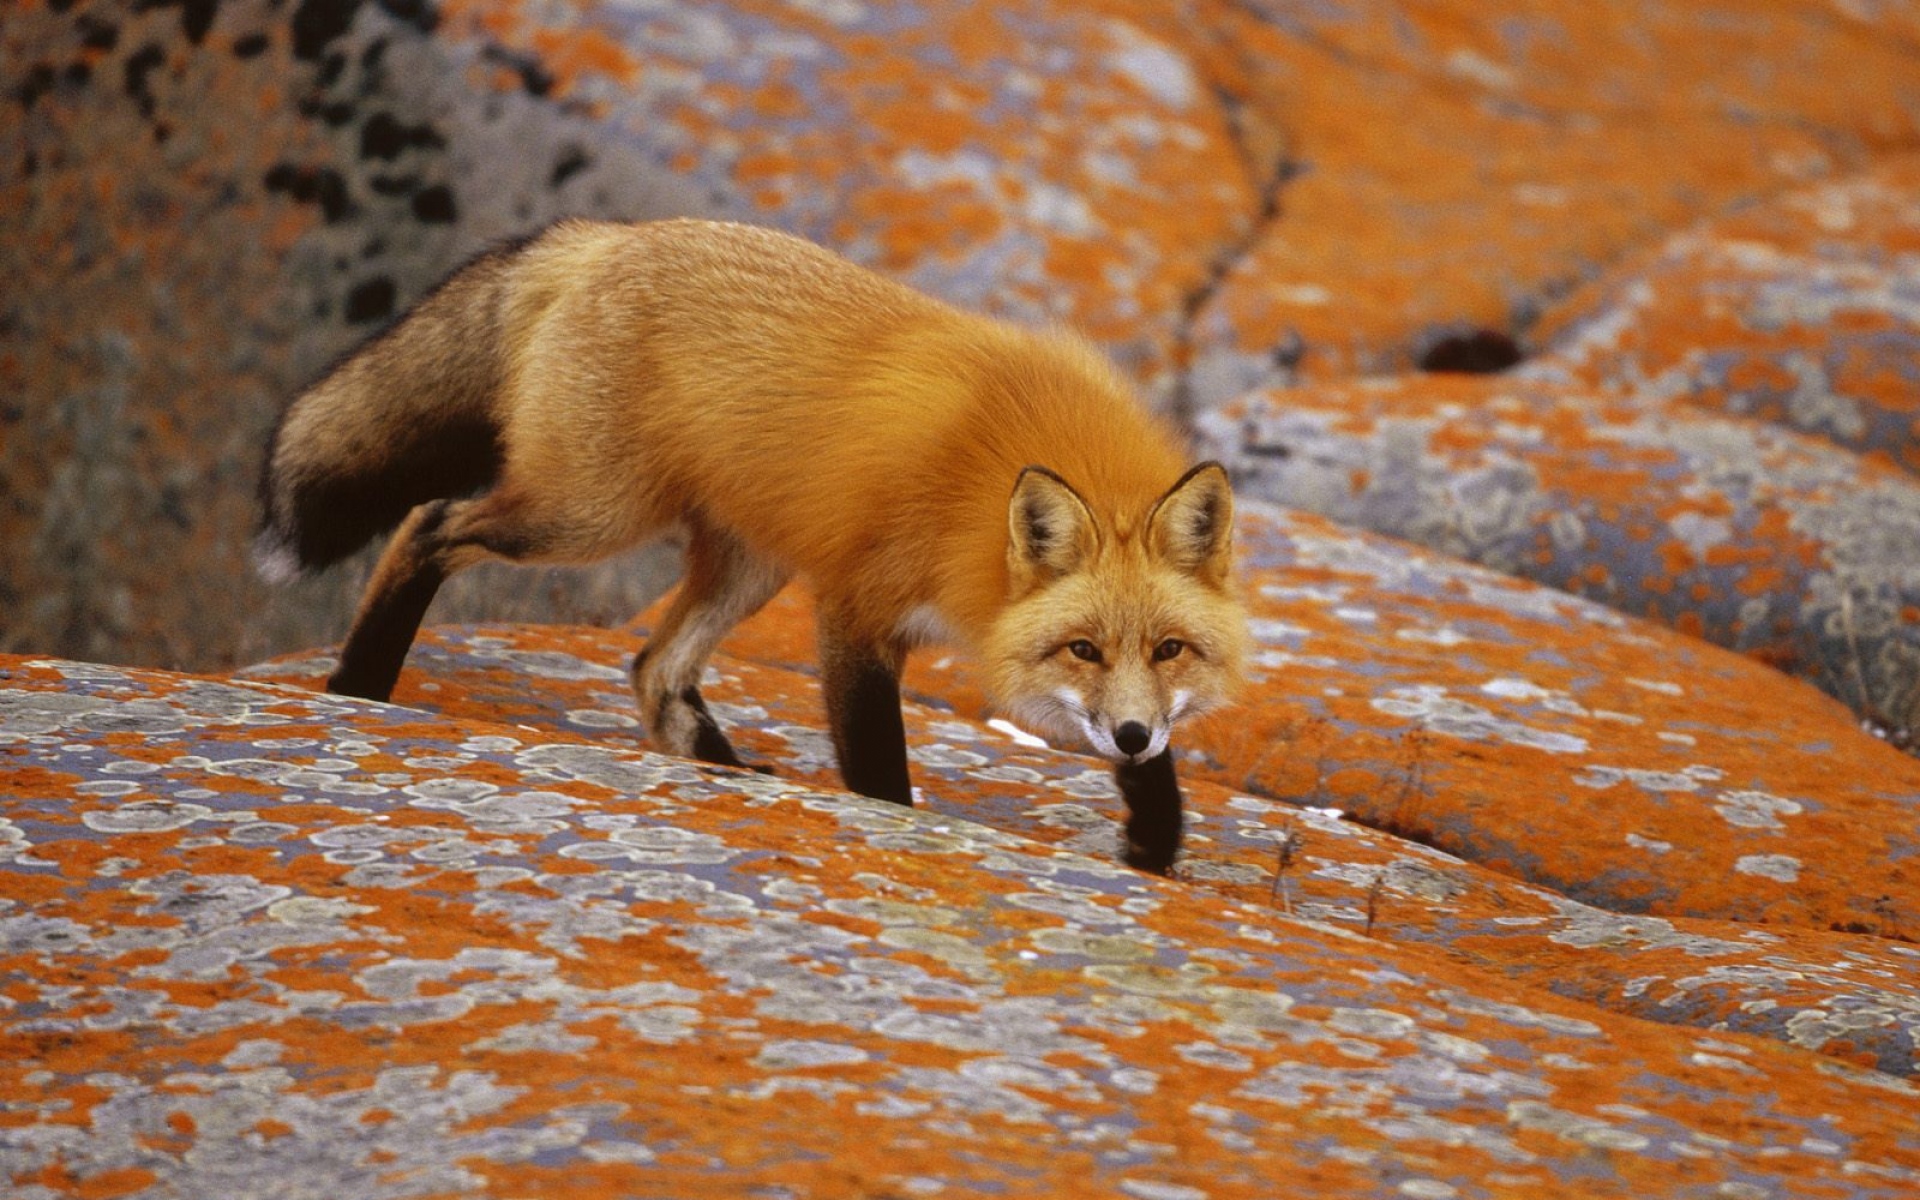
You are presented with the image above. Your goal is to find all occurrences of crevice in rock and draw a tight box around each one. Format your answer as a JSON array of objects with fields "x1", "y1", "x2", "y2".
[{"x1": 1162, "y1": 71, "x2": 1300, "y2": 433}]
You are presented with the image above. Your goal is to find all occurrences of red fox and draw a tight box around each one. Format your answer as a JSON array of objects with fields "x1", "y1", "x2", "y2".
[{"x1": 257, "y1": 219, "x2": 1247, "y2": 870}]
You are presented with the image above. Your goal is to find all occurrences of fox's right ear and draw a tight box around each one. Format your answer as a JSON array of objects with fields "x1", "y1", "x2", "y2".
[{"x1": 1008, "y1": 466, "x2": 1097, "y2": 591}]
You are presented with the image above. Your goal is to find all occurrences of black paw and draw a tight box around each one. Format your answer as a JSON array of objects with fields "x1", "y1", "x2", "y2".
[
  {"x1": 696, "y1": 759, "x2": 779, "y2": 780},
  {"x1": 1116, "y1": 749, "x2": 1183, "y2": 874},
  {"x1": 1123, "y1": 835, "x2": 1177, "y2": 875},
  {"x1": 326, "y1": 667, "x2": 394, "y2": 703}
]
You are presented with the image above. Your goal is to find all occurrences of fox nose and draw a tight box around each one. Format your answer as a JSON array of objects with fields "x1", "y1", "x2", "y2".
[{"x1": 1113, "y1": 721, "x2": 1151, "y2": 757}]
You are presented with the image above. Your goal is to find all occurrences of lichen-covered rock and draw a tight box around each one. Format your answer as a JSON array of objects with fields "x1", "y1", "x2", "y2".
[
  {"x1": 239, "y1": 608, "x2": 1920, "y2": 1079},
  {"x1": 1526, "y1": 155, "x2": 1920, "y2": 476},
  {"x1": 237, "y1": 497, "x2": 1920, "y2": 1075},
  {"x1": 7, "y1": 654, "x2": 1920, "y2": 1198},
  {"x1": 1180, "y1": 1, "x2": 1920, "y2": 398},
  {"x1": 2, "y1": 0, "x2": 708, "y2": 670},
  {"x1": 435, "y1": 0, "x2": 1258, "y2": 374},
  {"x1": 1198, "y1": 378, "x2": 1920, "y2": 745},
  {"x1": 10, "y1": 5, "x2": 1920, "y2": 1184}
]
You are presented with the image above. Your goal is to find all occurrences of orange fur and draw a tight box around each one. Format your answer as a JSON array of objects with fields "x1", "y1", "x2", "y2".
[{"x1": 489, "y1": 221, "x2": 1206, "y2": 641}]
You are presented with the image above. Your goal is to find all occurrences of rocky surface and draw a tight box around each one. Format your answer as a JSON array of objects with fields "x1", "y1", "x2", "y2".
[
  {"x1": 241, "y1": 508, "x2": 1920, "y2": 1076},
  {"x1": 7, "y1": 1, "x2": 1920, "y2": 1195},
  {"x1": 1197, "y1": 378, "x2": 1920, "y2": 742},
  {"x1": 5, "y1": 625, "x2": 1918, "y2": 1197},
  {"x1": 6, "y1": 506, "x2": 1919, "y2": 1195},
  {"x1": 1529, "y1": 155, "x2": 1920, "y2": 476}
]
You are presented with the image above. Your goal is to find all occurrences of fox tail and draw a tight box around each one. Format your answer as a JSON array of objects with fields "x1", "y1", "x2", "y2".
[{"x1": 253, "y1": 242, "x2": 527, "y2": 582}]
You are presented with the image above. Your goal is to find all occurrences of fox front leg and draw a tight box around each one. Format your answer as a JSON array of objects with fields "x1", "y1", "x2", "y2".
[
  {"x1": 817, "y1": 617, "x2": 913, "y2": 806},
  {"x1": 1115, "y1": 750, "x2": 1183, "y2": 873}
]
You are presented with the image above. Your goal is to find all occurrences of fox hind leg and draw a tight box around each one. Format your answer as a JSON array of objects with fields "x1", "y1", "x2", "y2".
[
  {"x1": 329, "y1": 489, "x2": 563, "y2": 701},
  {"x1": 631, "y1": 529, "x2": 787, "y2": 768}
]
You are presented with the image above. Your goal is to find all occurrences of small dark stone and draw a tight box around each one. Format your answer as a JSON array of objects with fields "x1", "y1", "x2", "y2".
[
  {"x1": 77, "y1": 16, "x2": 120, "y2": 51},
  {"x1": 368, "y1": 173, "x2": 419, "y2": 197},
  {"x1": 359, "y1": 111, "x2": 444, "y2": 160},
  {"x1": 410, "y1": 184, "x2": 457, "y2": 223},
  {"x1": 290, "y1": 0, "x2": 364, "y2": 63},
  {"x1": 344, "y1": 276, "x2": 395, "y2": 323},
  {"x1": 180, "y1": 0, "x2": 219, "y2": 44},
  {"x1": 1417, "y1": 328, "x2": 1523, "y2": 374},
  {"x1": 315, "y1": 50, "x2": 347, "y2": 88},
  {"x1": 312, "y1": 170, "x2": 351, "y2": 221},
  {"x1": 123, "y1": 44, "x2": 165, "y2": 117},
  {"x1": 550, "y1": 146, "x2": 589, "y2": 187},
  {"x1": 262, "y1": 163, "x2": 353, "y2": 223},
  {"x1": 16, "y1": 62, "x2": 56, "y2": 110}
]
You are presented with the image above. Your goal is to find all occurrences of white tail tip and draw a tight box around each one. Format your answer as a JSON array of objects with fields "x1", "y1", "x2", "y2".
[{"x1": 251, "y1": 529, "x2": 303, "y2": 585}]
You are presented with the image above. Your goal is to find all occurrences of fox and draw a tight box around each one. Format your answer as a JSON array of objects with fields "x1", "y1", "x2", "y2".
[{"x1": 256, "y1": 218, "x2": 1248, "y2": 871}]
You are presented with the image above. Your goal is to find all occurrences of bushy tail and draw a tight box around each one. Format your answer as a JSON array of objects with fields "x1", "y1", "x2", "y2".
[{"x1": 254, "y1": 244, "x2": 525, "y2": 582}]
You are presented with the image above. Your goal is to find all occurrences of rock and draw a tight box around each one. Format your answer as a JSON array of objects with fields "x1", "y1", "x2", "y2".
[
  {"x1": 238, "y1": 567, "x2": 1920, "y2": 1076},
  {"x1": 7, "y1": 644, "x2": 1920, "y2": 1195},
  {"x1": 10, "y1": 4, "x2": 1920, "y2": 1188},
  {"x1": 1199, "y1": 378, "x2": 1920, "y2": 744},
  {"x1": 1528, "y1": 154, "x2": 1920, "y2": 476},
  {"x1": 1181, "y1": 1, "x2": 1920, "y2": 392},
  {"x1": 14, "y1": 2, "x2": 1920, "y2": 672}
]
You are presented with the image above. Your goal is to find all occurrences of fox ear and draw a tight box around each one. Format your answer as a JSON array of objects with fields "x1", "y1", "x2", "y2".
[
  {"x1": 1149, "y1": 461, "x2": 1234, "y2": 584},
  {"x1": 1008, "y1": 466, "x2": 1097, "y2": 589}
]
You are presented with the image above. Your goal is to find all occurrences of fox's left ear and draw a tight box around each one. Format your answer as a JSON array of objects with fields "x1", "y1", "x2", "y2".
[{"x1": 1148, "y1": 461, "x2": 1234, "y2": 584}]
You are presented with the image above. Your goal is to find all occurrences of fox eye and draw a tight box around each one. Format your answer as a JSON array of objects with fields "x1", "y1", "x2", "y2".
[
  {"x1": 1153, "y1": 638, "x2": 1186, "y2": 663},
  {"x1": 1066, "y1": 639, "x2": 1102, "y2": 663}
]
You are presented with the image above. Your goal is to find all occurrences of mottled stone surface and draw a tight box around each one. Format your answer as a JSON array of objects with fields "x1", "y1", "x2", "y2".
[
  {"x1": 2, "y1": 0, "x2": 702, "y2": 669},
  {"x1": 1528, "y1": 155, "x2": 1920, "y2": 475},
  {"x1": 240, "y1": 581, "x2": 1920, "y2": 1077},
  {"x1": 7, "y1": 648, "x2": 1920, "y2": 1198},
  {"x1": 1178, "y1": 2, "x2": 1920, "y2": 396},
  {"x1": 1199, "y1": 379, "x2": 1920, "y2": 745},
  {"x1": 1, "y1": 0, "x2": 1250, "y2": 671},
  {"x1": 681, "y1": 507, "x2": 1920, "y2": 947}
]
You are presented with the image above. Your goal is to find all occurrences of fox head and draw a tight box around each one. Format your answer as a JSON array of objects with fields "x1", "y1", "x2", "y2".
[{"x1": 983, "y1": 461, "x2": 1249, "y2": 766}]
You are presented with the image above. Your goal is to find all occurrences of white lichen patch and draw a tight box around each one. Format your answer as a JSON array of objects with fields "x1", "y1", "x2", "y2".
[
  {"x1": 1733, "y1": 854, "x2": 1802, "y2": 883},
  {"x1": 1712, "y1": 789, "x2": 1803, "y2": 830},
  {"x1": 1371, "y1": 685, "x2": 1588, "y2": 753}
]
